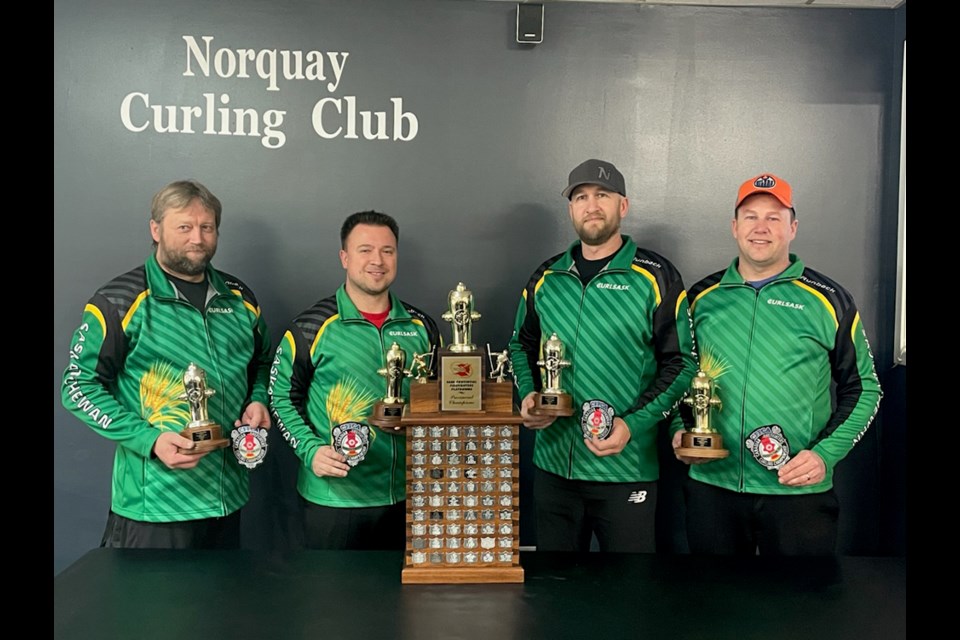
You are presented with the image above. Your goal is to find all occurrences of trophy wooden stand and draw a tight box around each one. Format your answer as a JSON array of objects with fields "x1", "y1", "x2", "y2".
[
  {"x1": 180, "y1": 421, "x2": 230, "y2": 454},
  {"x1": 401, "y1": 377, "x2": 524, "y2": 584},
  {"x1": 675, "y1": 432, "x2": 729, "y2": 459}
]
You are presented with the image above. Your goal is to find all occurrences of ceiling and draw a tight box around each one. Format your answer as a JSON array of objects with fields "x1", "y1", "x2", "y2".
[{"x1": 489, "y1": 1, "x2": 905, "y2": 8}]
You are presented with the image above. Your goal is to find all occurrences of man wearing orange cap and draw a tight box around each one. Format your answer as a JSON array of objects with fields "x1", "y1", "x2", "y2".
[{"x1": 672, "y1": 173, "x2": 882, "y2": 555}]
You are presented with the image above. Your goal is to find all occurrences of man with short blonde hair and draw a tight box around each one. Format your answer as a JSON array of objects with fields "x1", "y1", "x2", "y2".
[{"x1": 61, "y1": 180, "x2": 272, "y2": 548}]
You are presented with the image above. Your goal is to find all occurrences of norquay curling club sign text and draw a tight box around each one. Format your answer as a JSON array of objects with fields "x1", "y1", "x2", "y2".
[{"x1": 119, "y1": 35, "x2": 420, "y2": 149}]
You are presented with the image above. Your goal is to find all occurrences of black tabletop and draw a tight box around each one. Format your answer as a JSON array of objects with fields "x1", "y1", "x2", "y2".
[{"x1": 54, "y1": 549, "x2": 905, "y2": 640}]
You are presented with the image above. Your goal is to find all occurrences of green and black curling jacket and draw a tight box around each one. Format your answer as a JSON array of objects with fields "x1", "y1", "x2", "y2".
[
  {"x1": 269, "y1": 286, "x2": 439, "y2": 507},
  {"x1": 681, "y1": 255, "x2": 882, "y2": 494},
  {"x1": 61, "y1": 253, "x2": 271, "y2": 521},
  {"x1": 510, "y1": 236, "x2": 697, "y2": 483}
]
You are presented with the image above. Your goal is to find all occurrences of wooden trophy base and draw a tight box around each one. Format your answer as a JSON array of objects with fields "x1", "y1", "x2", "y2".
[
  {"x1": 402, "y1": 566, "x2": 525, "y2": 585},
  {"x1": 676, "y1": 432, "x2": 730, "y2": 459},
  {"x1": 532, "y1": 392, "x2": 574, "y2": 417},
  {"x1": 400, "y1": 416, "x2": 524, "y2": 584},
  {"x1": 368, "y1": 400, "x2": 406, "y2": 432},
  {"x1": 180, "y1": 423, "x2": 230, "y2": 454},
  {"x1": 409, "y1": 382, "x2": 438, "y2": 414}
]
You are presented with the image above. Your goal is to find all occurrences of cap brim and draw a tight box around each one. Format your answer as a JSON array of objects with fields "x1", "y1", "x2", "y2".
[
  {"x1": 561, "y1": 181, "x2": 623, "y2": 199},
  {"x1": 736, "y1": 189, "x2": 793, "y2": 210},
  {"x1": 561, "y1": 181, "x2": 590, "y2": 198}
]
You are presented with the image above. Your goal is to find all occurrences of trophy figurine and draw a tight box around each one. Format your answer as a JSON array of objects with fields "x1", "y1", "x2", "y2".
[
  {"x1": 178, "y1": 363, "x2": 230, "y2": 454},
  {"x1": 487, "y1": 346, "x2": 513, "y2": 383},
  {"x1": 369, "y1": 342, "x2": 411, "y2": 431},
  {"x1": 675, "y1": 369, "x2": 729, "y2": 459},
  {"x1": 532, "y1": 333, "x2": 574, "y2": 416},
  {"x1": 410, "y1": 347, "x2": 435, "y2": 384},
  {"x1": 442, "y1": 282, "x2": 481, "y2": 353}
]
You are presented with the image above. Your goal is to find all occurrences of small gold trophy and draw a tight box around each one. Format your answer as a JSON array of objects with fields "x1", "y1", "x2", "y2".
[
  {"x1": 179, "y1": 363, "x2": 230, "y2": 454},
  {"x1": 438, "y1": 282, "x2": 484, "y2": 411},
  {"x1": 369, "y1": 342, "x2": 411, "y2": 431},
  {"x1": 532, "y1": 333, "x2": 574, "y2": 416},
  {"x1": 676, "y1": 369, "x2": 729, "y2": 459},
  {"x1": 442, "y1": 282, "x2": 481, "y2": 353}
]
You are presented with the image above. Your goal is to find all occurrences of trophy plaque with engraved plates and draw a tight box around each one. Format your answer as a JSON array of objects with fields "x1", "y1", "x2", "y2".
[{"x1": 401, "y1": 283, "x2": 524, "y2": 584}]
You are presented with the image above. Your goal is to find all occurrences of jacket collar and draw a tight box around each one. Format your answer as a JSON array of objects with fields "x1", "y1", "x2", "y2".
[
  {"x1": 554, "y1": 234, "x2": 638, "y2": 273},
  {"x1": 144, "y1": 252, "x2": 231, "y2": 301},
  {"x1": 335, "y1": 285, "x2": 411, "y2": 323},
  {"x1": 720, "y1": 253, "x2": 805, "y2": 286}
]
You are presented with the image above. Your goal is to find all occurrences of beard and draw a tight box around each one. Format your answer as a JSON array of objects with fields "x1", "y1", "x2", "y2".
[
  {"x1": 575, "y1": 218, "x2": 620, "y2": 247},
  {"x1": 157, "y1": 244, "x2": 215, "y2": 277}
]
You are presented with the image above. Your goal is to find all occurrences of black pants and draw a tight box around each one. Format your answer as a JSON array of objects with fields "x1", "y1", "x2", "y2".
[
  {"x1": 684, "y1": 479, "x2": 839, "y2": 556},
  {"x1": 533, "y1": 468, "x2": 657, "y2": 553},
  {"x1": 100, "y1": 510, "x2": 241, "y2": 549},
  {"x1": 301, "y1": 498, "x2": 406, "y2": 550}
]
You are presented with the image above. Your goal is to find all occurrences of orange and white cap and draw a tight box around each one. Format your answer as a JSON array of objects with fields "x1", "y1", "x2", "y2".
[{"x1": 735, "y1": 173, "x2": 794, "y2": 211}]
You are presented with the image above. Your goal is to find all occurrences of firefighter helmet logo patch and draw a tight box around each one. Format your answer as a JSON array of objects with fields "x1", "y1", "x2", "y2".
[
  {"x1": 744, "y1": 424, "x2": 791, "y2": 470},
  {"x1": 332, "y1": 422, "x2": 371, "y2": 467},
  {"x1": 231, "y1": 424, "x2": 269, "y2": 469},
  {"x1": 580, "y1": 400, "x2": 615, "y2": 440}
]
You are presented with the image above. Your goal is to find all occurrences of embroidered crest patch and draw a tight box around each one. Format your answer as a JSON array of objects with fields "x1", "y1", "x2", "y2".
[
  {"x1": 580, "y1": 399, "x2": 615, "y2": 440},
  {"x1": 744, "y1": 424, "x2": 791, "y2": 470},
  {"x1": 332, "y1": 421, "x2": 371, "y2": 467}
]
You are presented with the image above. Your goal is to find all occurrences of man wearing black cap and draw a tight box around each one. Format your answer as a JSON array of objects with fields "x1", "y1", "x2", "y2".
[
  {"x1": 508, "y1": 159, "x2": 697, "y2": 552},
  {"x1": 672, "y1": 173, "x2": 882, "y2": 555}
]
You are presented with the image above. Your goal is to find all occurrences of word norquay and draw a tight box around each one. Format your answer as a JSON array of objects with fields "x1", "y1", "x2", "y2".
[{"x1": 119, "y1": 35, "x2": 419, "y2": 149}]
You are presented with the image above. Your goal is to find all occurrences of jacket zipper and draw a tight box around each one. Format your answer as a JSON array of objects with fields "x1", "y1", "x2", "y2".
[
  {"x1": 170, "y1": 290, "x2": 230, "y2": 515},
  {"x1": 563, "y1": 266, "x2": 627, "y2": 479},
  {"x1": 379, "y1": 318, "x2": 398, "y2": 505}
]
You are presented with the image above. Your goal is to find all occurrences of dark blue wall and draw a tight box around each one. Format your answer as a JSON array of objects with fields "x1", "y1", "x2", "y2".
[{"x1": 54, "y1": 0, "x2": 906, "y2": 573}]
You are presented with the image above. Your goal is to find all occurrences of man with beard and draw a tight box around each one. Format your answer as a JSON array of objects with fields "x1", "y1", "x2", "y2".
[
  {"x1": 60, "y1": 180, "x2": 272, "y2": 549},
  {"x1": 269, "y1": 211, "x2": 440, "y2": 549},
  {"x1": 509, "y1": 159, "x2": 696, "y2": 552}
]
